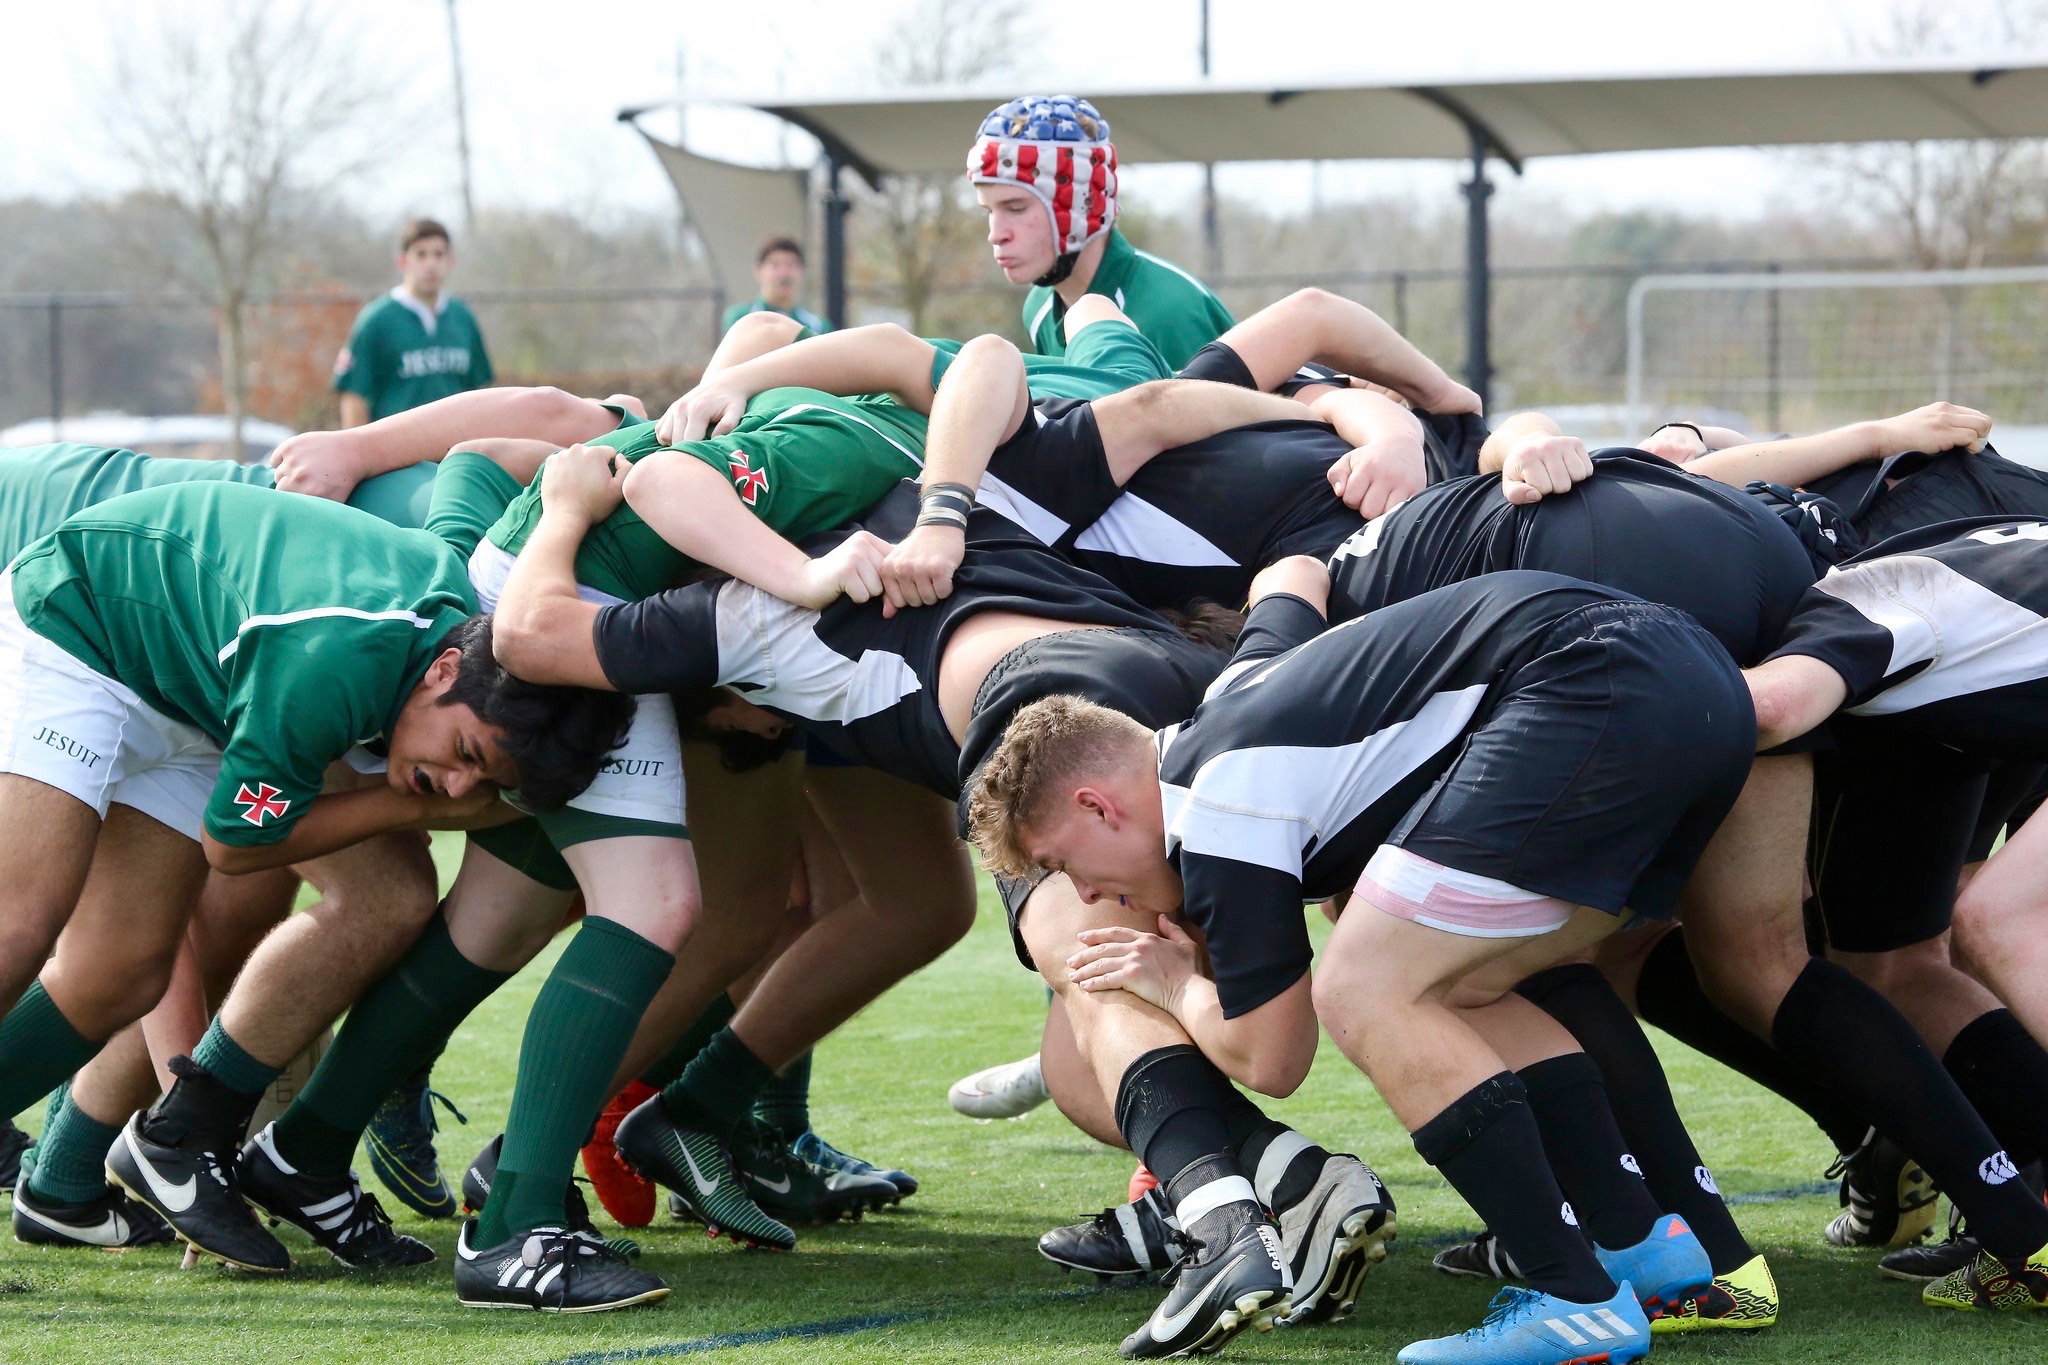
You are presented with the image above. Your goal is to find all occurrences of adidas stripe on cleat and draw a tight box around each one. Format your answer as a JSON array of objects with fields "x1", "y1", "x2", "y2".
[
  {"x1": 612, "y1": 1096, "x2": 795, "y2": 1251},
  {"x1": 239, "y1": 1124, "x2": 433, "y2": 1268},
  {"x1": 453, "y1": 1220, "x2": 668, "y2": 1313},
  {"x1": 1039, "y1": 1186, "x2": 1180, "y2": 1282},
  {"x1": 12, "y1": 1180, "x2": 177, "y2": 1249},
  {"x1": 1649, "y1": 1253, "x2": 1779, "y2": 1333},
  {"x1": 104, "y1": 1110, "x2": 289, "y2": 1273},
  {"x1": 1594, "y1": 1214, "x2": 1713, "y2": 1315},
  {"x1": 1398, "y1": 1281, "x2": 1650, "y2": 1365},
  {"x1": 1274, "y1": 1153, "x2": 1397, "y2": 1326},
  {"x1": 1922, "y1": 1241, "x2": 2048, "y2": 1310}
]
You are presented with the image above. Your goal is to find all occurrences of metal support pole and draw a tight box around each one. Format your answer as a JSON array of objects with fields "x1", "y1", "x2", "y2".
[
  {"x1": 1765, "y1": 261, "x2": 1782, "y2": 433},
  {"x1": 46, "y1": 299, "x2": 62, "y2": 436},
  {"x1": 822, "y1": 153, "x2": 850, "y2": 330},
  {"x1": 444, "y1": 0, "x2": 477, "y2": 230},
  {"x1": 1392, "y1": 270, "x2": 1409, "y2": 339},
  {"x1": 1461, "y1": 128, "x2": 1494, "y2": 410}
]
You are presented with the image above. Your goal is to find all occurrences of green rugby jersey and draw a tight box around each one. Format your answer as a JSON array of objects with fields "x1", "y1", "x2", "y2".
[
  {"x1": 928, "y1": 317, "x2": 1173, "y2": 403},
  {"x1": 335, "y1": 289, "x2": 494, "y2": 421},
  {"x1": 8, "y1": 460, "x2": 516, "y2": 848},
  {"x1": 484, "y1": 386, "x2": 927, "y2": 602},
  {"x1": 1023, "y1": 229, "x2": 1233, "y2": 371}
]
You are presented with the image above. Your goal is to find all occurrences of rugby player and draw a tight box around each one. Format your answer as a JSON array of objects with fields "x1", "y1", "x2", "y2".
[
  {"x1": 969, "y1": 558, "x2": 1753, "y2": 1364},
  {"x1": 1744, "y1": 515, "x2": 2048, "y2": 1310},
  {"x1": 496, "y1": 448, "x2": 1398, "y2": 1350}
]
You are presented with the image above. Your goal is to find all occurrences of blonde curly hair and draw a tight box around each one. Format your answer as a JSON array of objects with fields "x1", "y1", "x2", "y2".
[{"x1": 966, "y1": 695, "x2": 1151, "y2": 878}]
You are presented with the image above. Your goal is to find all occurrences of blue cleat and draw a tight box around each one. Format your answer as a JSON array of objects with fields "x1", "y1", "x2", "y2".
[
  {"x1": 1399, "y1": 1280, "x2": 1650, "y2": 1365},
  {"x1": 364, "y1": 1066, "x2": 467, "y2": 1220},
  {"x1": 792, "y1": 1129, "x2": 916, "y2": 1200},
  {"x1": 1596, "y1": 1214, "x2": 1714, "y2": 1315}
]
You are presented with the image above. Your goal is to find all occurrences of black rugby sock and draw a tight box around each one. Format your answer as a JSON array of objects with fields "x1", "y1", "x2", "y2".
[
  {"x1": 1636, "y1": 929, "x2": 1869, "y2": 1154},
  {"x1": 1772, "y1": 960, "x2": 2048, "y2": 1261},
  {"x1": 1945, "y1": 1009, "x2": 2048, "y2": 1170},
  {"x1": 1517, "y1": 1052, "x2": 1666, "y2": 1251},
  {"x1": 1414, "y1": 1072, "x2": 1614, "y2": 1305},
  {"x1": 1521, "y1": 963, "x2": 1756, "y2": 1274},
  {"x1": 1116, "y1": 1047, "x2": 1261, "y2": 1231}
]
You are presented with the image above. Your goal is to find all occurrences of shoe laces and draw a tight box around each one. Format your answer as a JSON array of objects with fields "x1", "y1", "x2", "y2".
[
  {"x1": 421, "y1": 1088, "x2": 469, "y2": 1133},
  {"x1": 522, "y1": 1225, "x2": 634, "y2": 1274},
  {"x1": 332, "y1": 1180, "x2": 402, "y2": 1246},
  {"x1": 564, "y1": 1176, "x2": 641, "y2": 1259},
  {"x1": 1472, "y1": 1286, "x2": 1543, "y2": 1335}
]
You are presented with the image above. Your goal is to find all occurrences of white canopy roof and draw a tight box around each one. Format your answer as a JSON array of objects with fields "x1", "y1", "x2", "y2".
[{"x1": 624, "y1": 58, "x2": 2048, "y2": 183}]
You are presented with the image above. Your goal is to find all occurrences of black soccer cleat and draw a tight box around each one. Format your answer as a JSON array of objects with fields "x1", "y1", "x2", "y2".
[
  {"x1": 1430, "y1": 1228, "x2": 1525, "y2": 1281},
  {"x1": 613, "y1": 1096, "x2": 795, "y2": 1251},
  {"x1": 1274, "y1": 1154, "x2": 1397, "y2": 1325},
  {"x1": 1824, "y1": 1129, "x2": 1937, "y2": 1250},
  {"x1": 0, "y1": 1119, "x2": 31, "y2": 1192},
  {"x1": 12, "y1": 1179, "x2": 177, "y2": 1248},
  {"x1": 1883, "y1": 1206, "x2": 1981, "y2": 1282},
  {"x1": 238, "y1": 1124, "x2": 434, "y2": 1268},
  {"x1": 1040, "y1": 1186, "x2": 1180, "y2": 1282},
  {"x1": 461, "y1": 1133, "x2": 499, "y2": 1216},
  {"x1": 453, "y1": 1219, "x2": 669, "y2": 1313},
  {"x1": 105, "y1": 1110, "x2": 289, "y2": 1272},
  {"x1": 792, "y1": 1129, "x2": 917, "y2": 1199},
  {"x1": 735, "y1": 1121, "x2": 898, "y2": 1224},
  {"x1": 1119, "y1": 1202, "x2": 1290, "y2": 1359}
]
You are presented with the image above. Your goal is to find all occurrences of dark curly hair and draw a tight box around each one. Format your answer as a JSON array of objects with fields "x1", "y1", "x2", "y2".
[
  {"x1": 439, "y1": 616, "x2": 637, "y2": 811},
  {"x1": 672, "y1": 687, "x2": 794, "y2": 774}
]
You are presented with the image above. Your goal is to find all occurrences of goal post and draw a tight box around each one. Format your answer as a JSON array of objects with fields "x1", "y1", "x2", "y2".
[{"x1": 1625, "y1": 265, "x2": 2048, "y2": 438}]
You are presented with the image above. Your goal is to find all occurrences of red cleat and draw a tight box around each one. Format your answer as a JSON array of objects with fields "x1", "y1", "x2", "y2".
[
  {"x1": 1129, "y1": 1163, "x2": 1158, "y2": 1202},
  {"x1": 582, "y1": 1080, "x2": 658, "y2": 1227}
]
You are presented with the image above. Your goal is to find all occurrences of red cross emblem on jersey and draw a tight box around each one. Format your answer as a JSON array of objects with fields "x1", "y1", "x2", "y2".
[
  {"x1": 234, "y1": 782, "x2": 292, "y2": 826},
  {"x1": 728, "y1": 450, "x2": 770, "y2": 506}
]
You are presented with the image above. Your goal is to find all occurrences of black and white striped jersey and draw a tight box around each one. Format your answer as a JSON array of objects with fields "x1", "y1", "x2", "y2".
[
  {"x1": 984, "y1": 402, "x2": 1368, "y2": 612},
  {"x1": 1766, "y1": 516, "x2": 2048, "y2": 761},
  {"x1": 1328, "y1": 451, "x2": 1817, "y2": 665},
  {"x1": 1158, "y1": 571, "x2": 1640, "y2": 1018},
  {"x1": 589, "y1": 481, "x2": 1178, "y2": 798}
]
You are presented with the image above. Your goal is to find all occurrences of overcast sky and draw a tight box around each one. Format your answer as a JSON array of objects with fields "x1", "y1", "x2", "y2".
[{"x1": 3, "y1": 0, "x2": 2042, "y2": 232}]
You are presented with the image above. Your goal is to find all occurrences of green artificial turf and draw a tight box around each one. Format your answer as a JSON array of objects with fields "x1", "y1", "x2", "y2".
[{"x1": 3, "y1": 845, "x2": 2043, "y2": 1363}]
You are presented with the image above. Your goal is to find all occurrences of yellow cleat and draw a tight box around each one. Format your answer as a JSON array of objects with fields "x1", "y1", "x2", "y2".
[
  {"x1": 1649, "y1": 1254, "x2": 1778, "y2": 1333},
  {"x1": 1922, "y1": 1242, "x2": 2048, "y2": 1311}
]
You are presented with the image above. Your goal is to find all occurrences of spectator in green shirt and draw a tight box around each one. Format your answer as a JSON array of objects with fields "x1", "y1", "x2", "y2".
[
  {"x1": 967, "y1": 95, "x2": 1233, "y2": 370},
  {"x1": 719, "y1": 235, "x2": 834, "y2": 337},
  {"x1": 334, "y1": 219, "x2": 494, "y2": 427}
]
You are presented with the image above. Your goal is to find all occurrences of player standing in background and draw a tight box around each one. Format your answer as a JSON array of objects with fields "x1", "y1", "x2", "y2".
[
  {"x1": 335, "y1": 219, "x2": 494, "y2": 428},
  {"x1": 719, "y1": 236, "x2": 834, "y2": 337},
  {"x1": 970, "y1": 96, "x2": 1233, "y2": 370}
]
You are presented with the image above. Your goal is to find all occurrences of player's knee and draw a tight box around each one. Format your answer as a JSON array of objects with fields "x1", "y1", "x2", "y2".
[{"x1": 1951, "y1": 883, "x2": 2016, "y2": 961}]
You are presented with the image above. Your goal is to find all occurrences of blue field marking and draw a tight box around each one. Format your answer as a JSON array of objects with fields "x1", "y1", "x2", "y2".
[{"x1": 548, "y1": 1182, "x2": 1839, "y2": 1361}]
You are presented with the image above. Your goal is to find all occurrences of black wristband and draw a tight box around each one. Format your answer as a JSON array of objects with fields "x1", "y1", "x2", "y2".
[
  {"x1": 916, "y1": 481, "x2": 974, "y2": 530},
  {"x1": 1651, "y1": 421, "x2": 1705, "y2": 446}
]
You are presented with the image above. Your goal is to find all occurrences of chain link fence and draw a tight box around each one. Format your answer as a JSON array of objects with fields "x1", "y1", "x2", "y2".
[{"x1": 0, "y1": 257, "x2": 1964, "y2": 443}]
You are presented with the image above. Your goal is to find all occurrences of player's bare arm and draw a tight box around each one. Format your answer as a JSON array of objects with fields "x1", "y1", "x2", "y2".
[
  {"x1": 658, "y1": 323, "x2": 941, "y2": 445},
  {"x1": 1220, "y1": 287, "x2": 1480, "y2": 414},
  {"x1": 200, "y1": 783, "x2": 499, "y2": 876},
  {"x1": 271, "y1": 386, "x2": 619, "y2": 500},
  {"x1": 622, "y1": 450, "x2": 893, "y2": 610},
  {"x1": 491, "y1": 444, "x2": 627, "y2": 690},
  {"x1": 1685, "y1": 402, "x2": 1992, "y2": 489},
  {"x1": 1743, "y1": 653, "x2": 1850, "y2": 750},
  {"x1": 1307, "y1": 387, "x2": 1427, "y2": 517}
]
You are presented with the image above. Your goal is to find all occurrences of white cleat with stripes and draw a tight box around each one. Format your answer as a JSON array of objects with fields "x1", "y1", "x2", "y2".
[
  {"x1": 1397, "y1": 1279, "x2": 1650, "y2": 1365},
  {"x1": 454, "y1": 1219, "x2": 670, "y2": 1313}
]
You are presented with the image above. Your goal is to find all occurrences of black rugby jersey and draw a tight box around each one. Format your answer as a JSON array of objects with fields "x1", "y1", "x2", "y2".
[
  {"x1": 983, "y1": 401, "x2": 1368, "y2": 612},
  {"x1": 1806, "y1": 444, "x2": 2048, "y2": 544},
  {"x1": 1766, "y1": 516, "x2": 2048, "y2": 761},
  {"x1": 1158, "y1": 572, "x2": 1640, "y2": 1017},
  {"x1": 1328, "y1": 450, "x2": 1817, "y2": 665},
  {"x1": 590, "y1": 481, "x2": 1185, "y2": 798}
]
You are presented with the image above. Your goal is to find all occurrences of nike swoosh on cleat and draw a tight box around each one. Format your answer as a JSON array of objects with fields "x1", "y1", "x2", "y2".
[
  {"x1": 123, "y1": 1133, "x2": 198, "y2": 1214},
  {"x1": 676, "y1": 1140, "x2": 720, "y2": 1198},
  {"x1": 1151, "y1": 1252, "x2": 1246, "y2": 1341},
  {"x1": 750, "y1": 1173, "x2": 793, "y2": 1194}
]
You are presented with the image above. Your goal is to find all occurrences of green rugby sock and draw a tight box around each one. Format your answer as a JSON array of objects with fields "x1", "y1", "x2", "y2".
[
  {"x1": 637, "y1": 992, "x2": 736, "y2": 1089},
  {"x1": 191, "y1": 1018, "x2": 283, "y2": 1098},
  {"x1": 0, "y1": 983, "x2": 103, "y2": 1122},
  {"x1": 26, "y1": 1090, "x2": 120, "y2": 1205},
  {"x1": 660, "y1": 1026, "x2": 776, "y2": 1144},
  {"x1": 271, "y1": 912, "x2": 511, "y2": 1177},
  {"x1": 477, "y1": 917, "x2": 673, "y2": 1245},
  {"x1": 751, "y1": 1049, "x2": 813, "y2": 1136}
]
